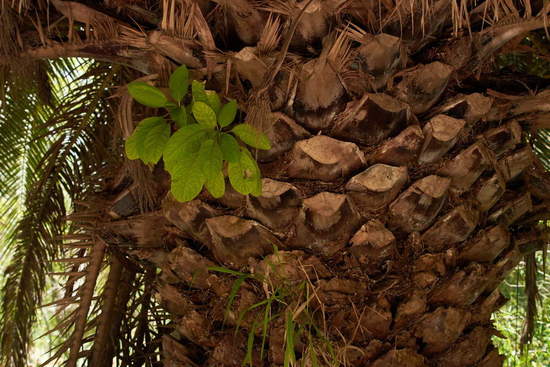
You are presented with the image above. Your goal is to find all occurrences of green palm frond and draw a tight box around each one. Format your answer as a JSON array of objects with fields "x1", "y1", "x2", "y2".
[
  {"x1": 1, "y1": 52, "x2": 161, "y2": 367},
  {"x1": 0, "y1": 60, "x2": 67, "y2": 367},
  {"x1": 532, "y1": 128, "x2": 550, "y2": 171},
  {"x1": 0, "y1": 58, "x2": 122, "y2": 367}
]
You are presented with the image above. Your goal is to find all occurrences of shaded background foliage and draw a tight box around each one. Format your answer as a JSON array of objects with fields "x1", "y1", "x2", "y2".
[
  {"x1": 492, "y1": 31, "x2": 549, "y2": 365},
  {"x1": 493, "y1": 252, "x2": 550, "y2": 367}
]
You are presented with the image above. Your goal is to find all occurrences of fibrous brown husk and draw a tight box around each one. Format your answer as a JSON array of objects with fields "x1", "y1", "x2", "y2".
[
  {"x1": 370, "y1": 348, "x2": 426, "y2": 367},
  {"x1": 349, "y1": 219, "x2": 396, "y2": 266},
  {"x1": 419, "y1": 115, "x2": 465, "y2": 164},
  {"x1": 246, "y1": 178, "x2": 302, "y2": 230},
  {"x1": 332, "y1": 93, "x2": 409, "y2": 145},
  {"x1": 346, "y1": 164, "x2": 408, "y2": 214},
  {"x1": 430, "y1": 263, "x2": 488, "y2": 306},
  {"x1": 459, "y1": 224, "x2": 510, "y2": 263},
  {"x1": 434, "y1": 327, "x2": 494, "y2": 367},
  {"x1": 392, "y1": 62, "x2": 454, "y2": 114},
  {"x1": 286, "y1": 135, "x2": 366, "y2": 181},
  {"x1": 205, "y1": 215, "x2": 283, "y2": 268},
  {"x1": 415, "y1": 307, "x2": 471, "y2": 355},
  {"x1": 289, "y1": 192, "x2": 362, "y2": 256},
  {"x1": 438, "y1": 142, "x2": 493, "y2": 194},
  {"x1": 421, "y1": 205, "x2": 480, "y2": 252},
  {"x1": 389, "y1": 175, "x2": 451, "y2": 232},
  {"x1": 372, "y1": 125, "x2": 424, "y2": 166}
]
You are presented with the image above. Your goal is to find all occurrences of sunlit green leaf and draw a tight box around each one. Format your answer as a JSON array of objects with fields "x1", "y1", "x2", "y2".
[
  {"x1": 218, "y1": 100, "x2": 238, "y2": 128},
  {"x1": 169, "y1": 65, "x2": 189, "y2": 102},
  {"x1": 141, "y1": 119, "x2": 170, "y2": 164},
  {"x1": 125, "y1": 130, "x2": 144, "y2": 160},
  {"x1": 228, "y1": 147, "x2": 262, "y2": 196},
  {"x1": 196, "y1": 139, "x2": 223, "y2": 181},
  {"x1": 220, "y1": 133, "x2": 241, "y2": 163},
  {"x1": 186, "y1": 103, "x2": 197, "y2": 124},
  {"x1": 192, "y1": 101, "x2": 217, "y2": 129},
  {"x1": 127, "y1": 81, "x2": 167, "y2": 108},
  {"x1": 168, "y1": 106, "x2": 187, "y2": 127},
  {"x1": 205, "y1": 170, "x2": 225, "y2": 198},
  {"x1": 231, "y1": 123, "x2": 271, "y2": 150},
  {"x1": 206, "y1": 91, "x2": 222, "y2": 114},
  {"x1": 124, "y1": 117, "x2": 169, "y2": 164},
  {"x1": 191, "y1": 80, "x2": 208, "y2": 103},
  {"x1": 170, "y1": 163, "x2": 205, "y2": 202},
  {"x1": 163, "y1": 124, "x2": 209, "y2": 171}
]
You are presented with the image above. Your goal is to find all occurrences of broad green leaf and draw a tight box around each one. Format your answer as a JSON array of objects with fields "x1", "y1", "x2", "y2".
[
  {"x1": 243, "y1": 149, "x2": 263, "y2": 197},
  {"x1": 124, "y1": 117, "x2": 168, "y2": 164},
  {"x1": 205, "y1": 91, "x2": 222, "y2": 114},
  {"x1": 218, "y1": 100, "x2": 238, "y2": 127},
  {"x1": 228, "y1": 147, "x2": 262, "y2": 196},
  {"x1": 170, "y1": 162, "x2": 205, "y2": 202},
  {"x1": 167, "y1": 152, "x2": 196, "y2": 180},
  {"x1": 166, "y1": 138, "x2": 219, "y2": 183},
  {"x1": 134, "y1": 117, "x2": 167, "y2": 159},
  {"x1": 169, "y1": 106, "x2": 187, "y2": 127},
  {"x1": 219, "y1": 133, "x2": 241, "y2": 163},
  {"x1": 205, "y1": 170, "x2": 225, "y2": 198},
  {"x1": 127, "y1": 81, "x2": 167, "y2": 108},
  {"x1": 141, "y1": 119, "x2": 171, "y2": 164},
  {"x1": 231, "y1": 123, "x2": 271, "y2": 150},
  {"x1": 186, "y1": 103, "x2": 197, "y2": 124},
  {"x1": 169, "y1": 65, "x2": 189, "y2": 102},
  {"x1": 124, "y1": 132, "x2": 141, "y2": 160},
  {"x1": 196, "y1": 139, "x2": 223, "y2": 181},
  {"x1": 191, "y1": 80, "x2": 208, "y2": 103},
  {"x1": 208, "y1": 142, "x2": 224, "y2": 179},
  {"x1": 227, "y1": 157, "x2": 246, "y2": 195},
  {"x1": 192, "y1": 101, "x2": 217, "y2": 129},
  {"x1": 163, "y1": 124, "x2": 209, "y2": 171}
]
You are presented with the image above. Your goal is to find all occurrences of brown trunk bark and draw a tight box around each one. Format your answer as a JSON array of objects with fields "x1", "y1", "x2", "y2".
[
  {"x1": 121, "y1": 81, "x2": 547, "y2": 365},
  {"x1": 125, "y1": 87, "x2": 546, "y2": 366},
  {"x1": 6, "y1": 1, "x2": 549, "y2": 366}
]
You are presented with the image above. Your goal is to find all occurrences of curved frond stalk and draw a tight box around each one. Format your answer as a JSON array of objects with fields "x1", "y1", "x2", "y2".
[
  {"x1": 66, "y1": 237, "x2": 106, "y2": 367},
  {"x1": 473, "y1": 17, "x2": 550, "y2": 67},
  {"x1": 532, "y1": 128, "x2": 550, "y2": 170},
  {"x1": 117, "y1": 267, "x2": 165, "y2": 367},
  {"x1": 520, "y1": 252, "x2": 539, "y2": 347},
  {"x1": 89, "y1": 256, "x2": 136, "y2": 367}
]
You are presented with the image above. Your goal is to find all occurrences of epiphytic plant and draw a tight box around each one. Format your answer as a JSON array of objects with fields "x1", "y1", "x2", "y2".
[{"x1": 125, "y1": 65, "x2": 271, "y2": 202}]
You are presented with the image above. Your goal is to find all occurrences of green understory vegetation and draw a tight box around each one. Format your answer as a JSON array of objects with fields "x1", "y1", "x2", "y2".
[{"x1": 493, "y1": 251, "x2": 550, "y2": 367}]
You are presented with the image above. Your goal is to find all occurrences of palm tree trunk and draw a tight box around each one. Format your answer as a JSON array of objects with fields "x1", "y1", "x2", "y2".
[
  {"x1": 3, "y1": 1, "x2": 549, "y2": 366},
  {"x1": 91, "y1": 2, "x2": 550, "y2": 366},
  {"x1": 137, "y1": 86, "x2": 547, "y2": 366}
]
